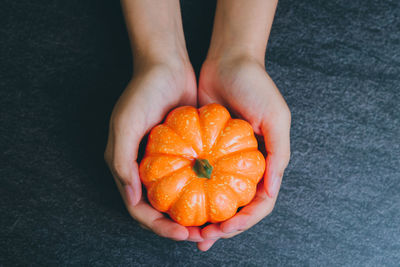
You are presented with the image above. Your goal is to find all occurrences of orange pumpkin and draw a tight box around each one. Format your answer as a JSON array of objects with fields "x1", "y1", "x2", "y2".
[{"x1": 139, "y1": 103, "x2": 265, "y2": 226}]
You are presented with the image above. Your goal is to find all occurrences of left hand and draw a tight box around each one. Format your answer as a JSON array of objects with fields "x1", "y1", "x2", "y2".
[
  {"x1": 104, "y1": 60, "x2": 204, "y2": 242},
  {"x1": 196, "y1": 55, "x2": 291, "y2": 251}
]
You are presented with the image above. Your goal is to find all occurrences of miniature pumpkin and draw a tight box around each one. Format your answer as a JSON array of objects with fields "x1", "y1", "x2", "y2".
[{"x1": 139, "y1": 103, "x2": 265, "y2": 226}]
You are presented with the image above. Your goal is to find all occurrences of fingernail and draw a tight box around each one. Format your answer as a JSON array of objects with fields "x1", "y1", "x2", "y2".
[
  {"x1": 124, "y1": 184, "x2": 135, "y2": 206},
  {"x1": 268, "y1": 174, "x2": 282, "y2": 198}
]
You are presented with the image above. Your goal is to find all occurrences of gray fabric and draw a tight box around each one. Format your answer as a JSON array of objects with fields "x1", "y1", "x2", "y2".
[{"x1": 1, "y1": 0, "x2": 399, "y2": 266}]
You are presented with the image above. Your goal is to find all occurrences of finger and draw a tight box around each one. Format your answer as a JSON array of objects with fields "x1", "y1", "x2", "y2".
[
  {"x1": 111, "y1": 160, "x2": 142, "y2": 207},
  {"x1": 186, "y1": 227, "x2": 204, "y2": 242},
  {"x1": 152, "y1": 217, "x2": 189, "y2": 241},
  {"x1": 201, "y1": 223, "x2": 243, "y2": 240},
  {"x1": 139, "y1": 223, "x2": 150, "y2": 231},
  {"x1": 114, "y1": 174, "x2": 189, "y2": 240},
  {"x1": 261, "y1": 107, "x2": 291, "y2": 198},
  {"x1": 220, "y1": 183, "x2": 276, "y2": 234},
  {"x1": 197, "y1": 239, "x2": 219, "y2": 252},
  {"x1": 197, "y1": 84, "x2": 227, "y2": 108},
  {"x1": 126, "y1": 198, "x2": 189, "y2": 241},
  {"x1": 221, "y1": 230, "x2": 243, "y2": 239},
  {"x1": 110, "y1": 124, "x2": 144, "y2": 206},
  {"x1": 201, "y1": 223, "x2": 225, "y2": 240}
]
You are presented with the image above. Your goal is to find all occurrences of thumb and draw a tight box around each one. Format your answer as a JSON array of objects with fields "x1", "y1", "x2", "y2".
[
  {"x1": 262, "y1": 109, "x2": 291, "y2": 198},
  {"x1": 105, "y1": 122, "x2": 144, "y2": 207}
]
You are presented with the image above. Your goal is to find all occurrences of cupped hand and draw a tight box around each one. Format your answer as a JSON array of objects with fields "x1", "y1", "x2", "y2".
[
  {"x1": 104, "y1": 60, "x2": 204, "y2": 242},
  {"x1": 197, "y1": 56, "x2": 291, "y2": 251}
]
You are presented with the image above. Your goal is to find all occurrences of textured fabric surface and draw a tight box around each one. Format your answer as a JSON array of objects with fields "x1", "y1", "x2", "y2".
[{"x1": 1, "y1": 0, "x2": 399, "y2": 266}]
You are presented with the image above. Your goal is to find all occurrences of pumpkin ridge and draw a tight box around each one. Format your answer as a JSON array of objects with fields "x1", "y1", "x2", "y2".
[
  {"x1": 206, "y1": 180, "x2": 239, "y2": 223},
  {"x1": 164, "y1": 124, "x2": 200, "y2": 157},
  {"x1": 211, "y1": 147, "x2": 258, "y2": 162},
  {"x1": 210, "y1": 119, "x2": 258, "y2": 159},
  {"x1": 167, "y1": 174, "x2": 198, "y2": 215},
  {"x1": 210, "y1": 171, "x2": 257, "y2": 207},
  {"x1": 196, "y1": 109, "x2": 206, "y2": 157},
  {"x1": 216, "y1": 169, "x2": 261, "y2": 185},
  {"x1": 212, "y1": 150, "x2": 265, "y2": 184},
  {"x1": 203, "y1": 180, "x2": 210, "y2": 222},
  {"x1": 141, "y1": 103, "x2": 265, "y2": 226},
  {"x1": 223, "y1": 184, "x2": 240, "y2": 212},
  {"x1": 144, "y1": 152, "x2": 195, "y2": 161},
  {"x1": 212, "y1": 170, "x2": 255, "y2": 180},
  {"x1": 193, "y1": 180, "x2": 207, "y2": 225},
  {"x1": 206, "y1": 117, "x2": 232, "y2": 155},
  {"x1": 147, "y1": 162, "x2": 192, "y2": 187},
  {"x1": 146, "y1": 125, "x2": 197, "y2": 158},
  {"x1": 164, "y1": 105, "x2": 203, "y2": 153}
]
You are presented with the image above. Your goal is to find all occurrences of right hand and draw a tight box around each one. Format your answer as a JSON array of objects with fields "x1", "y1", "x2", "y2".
[
  {"x1": 196, "y1": 55, "x2": 291, "y2": 250},
  {"x1": 104, "y1": 59, "x2": 204, "y2": 242}
]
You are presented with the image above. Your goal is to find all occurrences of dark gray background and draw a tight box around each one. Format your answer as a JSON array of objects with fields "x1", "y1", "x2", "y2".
[{"x1": 1, "y1": 0, "x2": 399, "y2": 266}]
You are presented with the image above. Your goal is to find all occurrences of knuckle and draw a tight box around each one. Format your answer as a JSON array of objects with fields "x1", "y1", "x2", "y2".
[
  {"x1": 139, "y1": 223, "x2": 151, "y2": 231},
  {"x1": 110, "y1": 116, "x2": 124, "y2": 133},
  {"x1": 151, "y1": 225, "x2": 172, "y2": 240},
  {"x1": 266, "y1": 204, "x2": 275, "y2": 216},
  {"x1": 108, "y1": 114, "x2": 118, "y2": 131},
  {"x1": 110, "y1": 112, "x2": 129, "y2": 132},
  {"x1": 273, "y1": 150, "x2": 291, "y2": 176},
  {"x1": 222, "y1": 231, "x2": 243, "y2": 239},
  {"x1": 285, "y1": 152, "x2": 291, "y2": 168},
  {"x1": 277, "y1": 167, "x2": 288, "y2": 179},
  {"x1": 283, "y1": 150, "x2": 291, "y2": 165},
  {"x1": 111, "y1": 162, "x2": 131, "y2": 184},
  {"x1": 237, "y1": 224, "x2": 250, "y2": 232},
  {"x1": 104, "y1": 149, "x2": 111, "y2": 164},
  {"x1": 281, "y1": 104, "x2": 291, "y2": 123}
]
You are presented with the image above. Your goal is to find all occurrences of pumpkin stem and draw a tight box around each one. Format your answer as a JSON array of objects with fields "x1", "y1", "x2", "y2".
[{"x1": 193, "y1": 159, "x2": 213, "y2": 179}]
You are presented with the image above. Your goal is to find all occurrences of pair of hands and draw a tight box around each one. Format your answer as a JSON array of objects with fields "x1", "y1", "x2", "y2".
[{"x1": 104, "y1": 55, "x2": 291, "y2": 251}]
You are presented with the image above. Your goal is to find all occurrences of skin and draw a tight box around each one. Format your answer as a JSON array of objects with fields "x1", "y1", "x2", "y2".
[
  {"x1": 105, "y1": 0, "x2": 203, "y2": 242},
  {"x1": 105, "y1": 0, "x2": 291, "y2": 250},
  {"x1": 196, "y1": 0, "x2": 291, "y2": 251}
]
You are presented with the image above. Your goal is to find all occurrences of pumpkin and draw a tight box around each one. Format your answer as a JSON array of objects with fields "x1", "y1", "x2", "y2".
[{"x1": 139, "y1": 103, "x2": 265, "y2": 226}]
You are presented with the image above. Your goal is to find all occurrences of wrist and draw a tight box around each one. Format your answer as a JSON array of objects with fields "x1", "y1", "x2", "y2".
[
  {"x1": 132, "y1": 48, "x2": 190, "y2": 76},
  {"x1": 131, "y1": 53, "x2": 196, "y2": 97},
  {"x1": 205, "y1": 22, "x2": 267, "y2": 67},
  {"x1": 132, "y1": 30, "x2": 190, "y2": 70},
  {"x1": 121, "y1": 0, "x2": 190, "y2": 73},
  {"x1": 206, "y1": 46, "x2": 265, "y2": 68},
  {"x1": 200, "y1": 52, "x2": 265, "y2": 97},
  {"x1": 205, "y1": 0, "x2": 278, "y2": 67},
  {"x1": 204, "y1": 48, "x2": 265, "y2": 73}
]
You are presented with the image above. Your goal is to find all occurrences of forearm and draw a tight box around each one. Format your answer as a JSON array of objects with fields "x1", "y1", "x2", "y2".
[
  {"x1": 207, "y1": 0, "x2": 278, "y2": 64},
  {"x1": 121, "y1": 0, "x2": 189, "y2": 69}
]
